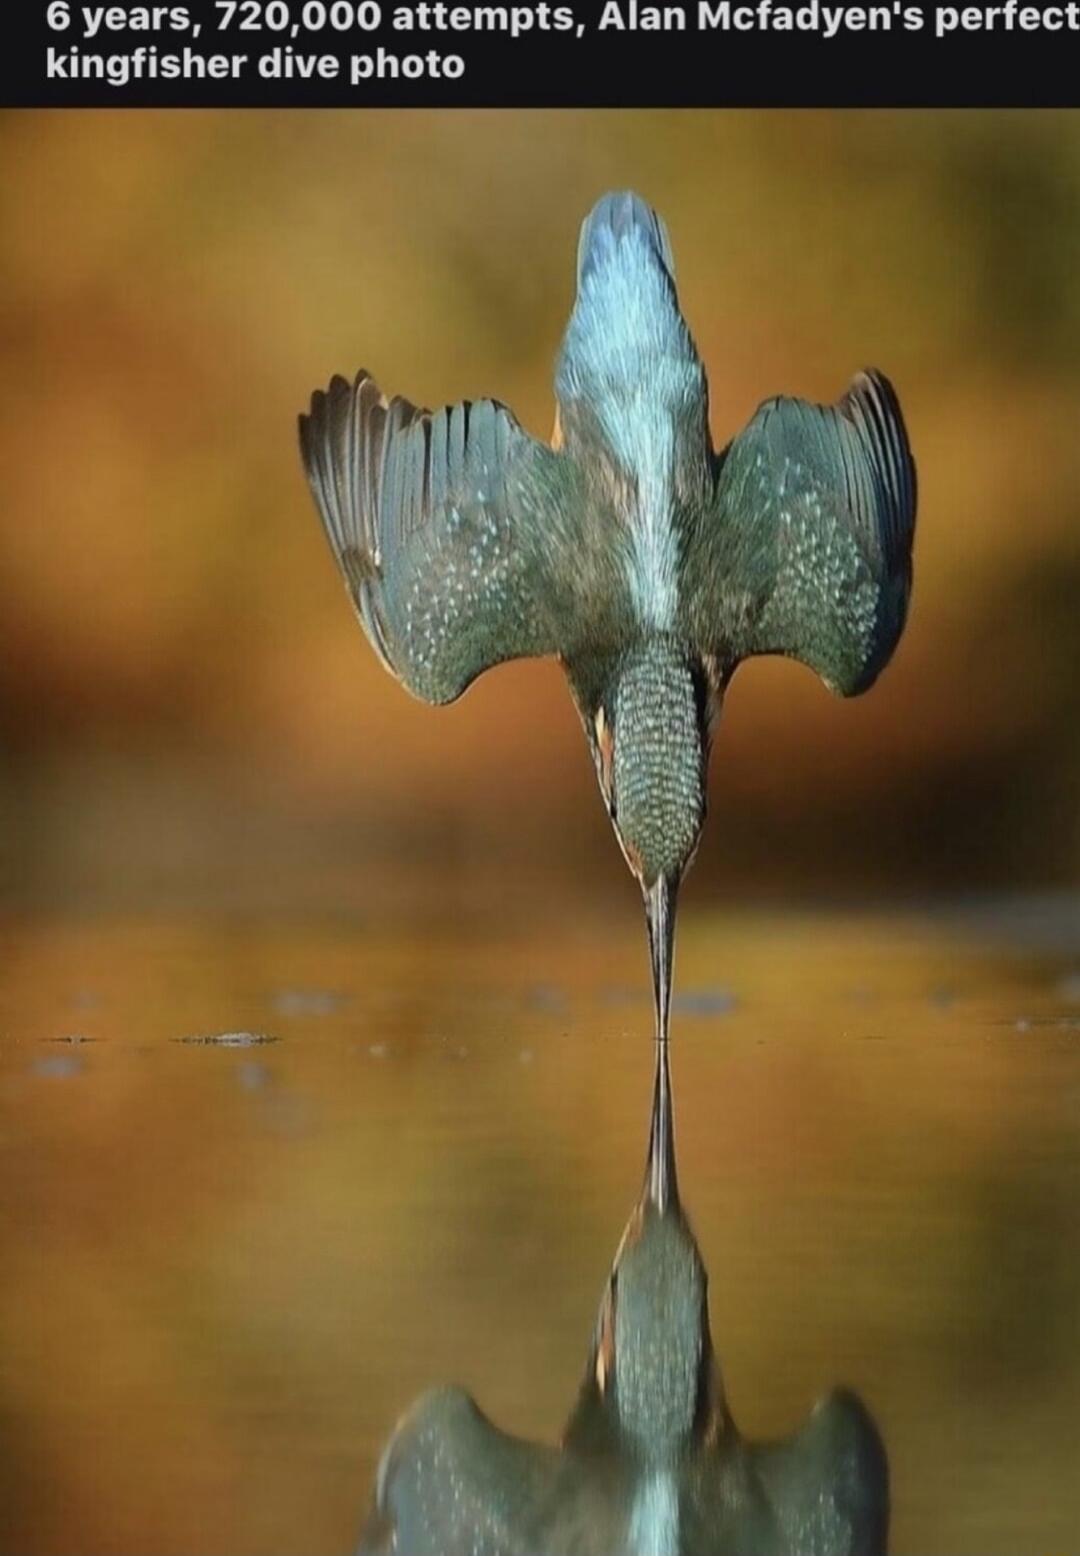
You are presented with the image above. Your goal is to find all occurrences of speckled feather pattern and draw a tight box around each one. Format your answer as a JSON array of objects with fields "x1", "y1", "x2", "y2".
[
  {"x1": 611, "y1": 641, "x2": 707, "y2": 886},
  {"x1": 299, "y1": 377, "x2": 609, "y2": 704},
  {"x1": 687, "y1": 372, "x2": 916, "y2": 696}
]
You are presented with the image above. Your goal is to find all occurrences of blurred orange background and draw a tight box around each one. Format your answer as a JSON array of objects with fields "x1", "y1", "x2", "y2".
[{"x1": 2, "y1": 108, "x2": 1078, "y2": 913}]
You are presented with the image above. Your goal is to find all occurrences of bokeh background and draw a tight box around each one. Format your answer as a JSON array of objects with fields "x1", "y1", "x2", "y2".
[
  {"x1": 3, "y1": 111, "x2": 1080, "y2": 1556},
  {"x1": 3, "y1": 108, "x2": 1079, "y2": 918}
]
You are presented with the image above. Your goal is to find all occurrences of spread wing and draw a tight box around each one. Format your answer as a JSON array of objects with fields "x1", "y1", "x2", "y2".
[
  {"x1": 300, "y1": 372, "x2": 589, "y2": 705},
  {"x1": 357, "y1": 1387, "x2": 614, "y2": 1556},
  {"x1": 682, "y1": 371, "x2": 916, "y2": 696},
  {"x1": 746, "y1": 1389, "x2": 890, "y2": 1556}
]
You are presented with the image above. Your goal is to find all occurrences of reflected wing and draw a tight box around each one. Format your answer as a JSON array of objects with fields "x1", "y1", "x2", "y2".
[
  {"x1": 682, "y1": 371, "x2": 916, "y2": 695},
  {"x1": 357, "y1": 1387, "x2": 598, "y2": 1556},
  {"x1": 300, "y1": 372, "x2": 587, "y2": 705},
  {"x1": 680, "y1": 1391, "x2": 888, "y2": 1556},
  {"x1": 747, "y1": 1389, "x2": 890, "y2": 1556}
]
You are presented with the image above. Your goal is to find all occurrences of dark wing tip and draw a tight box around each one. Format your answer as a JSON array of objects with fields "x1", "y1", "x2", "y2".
[
  {"x1": 297, "y1": 384, "x2": 327, "y2": 494},
  {"x1": 296, "y1": 406, "x2": 311, "y2": 456},
  {"x1": 299, "y1": 375, "x2": 349, "y2": 450},
  {"x1": 300, "y1": 368, "x2": 378, "y2": 417},
  {"x1": 844, "y1": 366, "x2": 917, "y2": 566},
  {"x1": 298, "y1": 368, "x2": 388, "y2": 575},
  {"x1": 298, "y1": 383, "x2": 324, "y2": 438}
]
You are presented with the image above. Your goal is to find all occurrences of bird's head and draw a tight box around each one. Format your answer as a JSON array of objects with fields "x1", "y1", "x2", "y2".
[
  {"x1": 580, "y1": 641, "x2": 715, "y2": 1036},
  {"x1": 587, "y1": 640, "x2": 713, "y2": 898}
]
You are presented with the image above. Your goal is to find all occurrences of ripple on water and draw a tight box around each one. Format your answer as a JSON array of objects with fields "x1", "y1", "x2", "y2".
[
  {"x1": 273, "y1": 989, "x2": 345, "y2": 1016},
  {"x1": 30, "y1": 1054, "x2": 85, "y2": 1079},
  {"x1": 672, "y1": 988, "x2": 737, "y2": 1016},
  {"x1": 173, "y1": 1032, "x2": 279, "y2": 1047}
]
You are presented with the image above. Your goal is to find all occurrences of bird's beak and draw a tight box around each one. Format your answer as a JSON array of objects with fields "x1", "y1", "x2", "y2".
[
  {"x1": 644, "y1": 874, "x2": 677, "y2": 1047},
  {"x1": 643, "y1": 874, "x2": 679, "y2": 1214}
]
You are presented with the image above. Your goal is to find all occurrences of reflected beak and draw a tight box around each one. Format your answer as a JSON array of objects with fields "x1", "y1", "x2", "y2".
[
  {"x1": 644, "y1": 1022, "x2": 679, "y2": 1214},
  {"x1": 643, "y1": 874, "x2": 679, "y2": 1214}
]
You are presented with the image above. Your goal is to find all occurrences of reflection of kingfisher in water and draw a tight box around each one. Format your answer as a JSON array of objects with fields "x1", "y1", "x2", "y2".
[
  {"x1": 300, "y1": 190, "x2": 916, "y2": 1045},
  {"x1": 357, "y1": 1039, "x2": 889, "y2": 1556}
]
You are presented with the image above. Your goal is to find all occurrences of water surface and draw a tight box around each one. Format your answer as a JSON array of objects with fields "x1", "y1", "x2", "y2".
[{"x1": 1, "y1": 904, "x2": 1078, "y2": 1554}]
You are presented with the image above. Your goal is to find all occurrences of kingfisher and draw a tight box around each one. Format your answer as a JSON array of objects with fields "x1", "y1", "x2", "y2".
[
  {"x1": 299, "y1": 191, "x2": 916, "y2": 1040},
  {"x1": 357, "y1": 1039, "x2": 889, "y2": 1556}
]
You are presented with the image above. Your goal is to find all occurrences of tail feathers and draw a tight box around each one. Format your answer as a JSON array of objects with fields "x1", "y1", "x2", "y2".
[
  {"x1": 557, "y1": 192, "x2": 703, "y2": 456},
  {"x1": 576, "y1": 191, "x2": 676, "y2": 290}
]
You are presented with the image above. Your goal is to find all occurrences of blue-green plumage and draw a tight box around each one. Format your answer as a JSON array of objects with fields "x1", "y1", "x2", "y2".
[{"x1": 299, "y1": 191, "x2": 917, "y2": 1037}]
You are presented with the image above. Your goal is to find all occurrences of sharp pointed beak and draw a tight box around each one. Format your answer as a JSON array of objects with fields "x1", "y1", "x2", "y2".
[
  {"x1": 643, "y1": 873, "x2": 679, "y2": 1214},
  {"x1": 644, "y1": 874, "x2": 677, "y2": 1047}
]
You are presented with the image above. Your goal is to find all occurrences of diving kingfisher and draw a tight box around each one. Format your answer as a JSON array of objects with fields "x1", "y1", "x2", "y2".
[{"x1": 299, "y1": 191, "x2": 916, "y2": 1041}]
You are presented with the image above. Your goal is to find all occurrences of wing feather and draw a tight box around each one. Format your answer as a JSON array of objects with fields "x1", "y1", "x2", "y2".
[
  {"x1": 300, "y1": 370, "x2": 587, "y2": 704},
  {"x1": 358, "y1": 1387, "x2": 589, "y2": 1556},
  {"x1": 683, "y1": 370, "x2": 916, "y2": 695}
]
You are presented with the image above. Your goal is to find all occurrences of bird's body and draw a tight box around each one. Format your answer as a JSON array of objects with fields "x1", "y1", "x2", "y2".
[{"x1": 300, "y1": 191, "x2": 916, "y2": 1034}]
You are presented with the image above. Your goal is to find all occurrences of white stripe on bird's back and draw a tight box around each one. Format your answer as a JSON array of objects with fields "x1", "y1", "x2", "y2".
[
  {"x1": 557, "y1": 204, "x2": 704, "y2": 630},
  {"x1": 628, "y1": 1468, "x2": 680, "y2": 1556}
]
